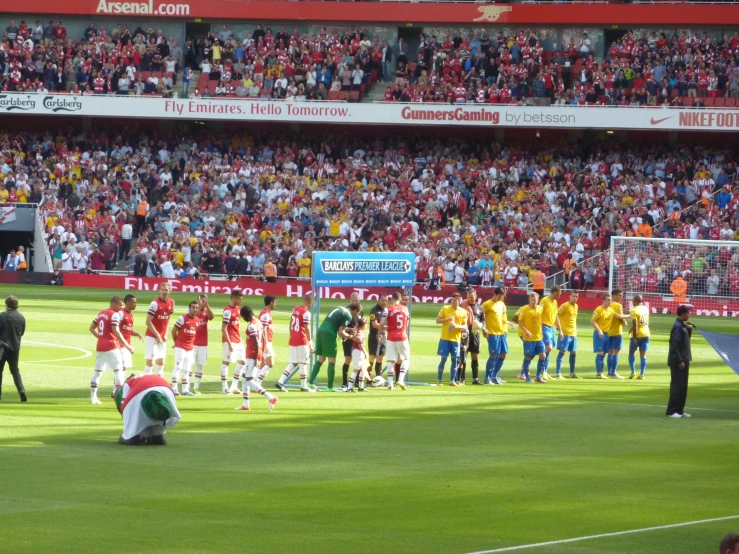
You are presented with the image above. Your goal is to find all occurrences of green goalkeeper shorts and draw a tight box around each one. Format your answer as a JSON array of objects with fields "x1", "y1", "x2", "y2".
[{"x1": 315, "y1": 330, "x2": 338, "y2": 359}]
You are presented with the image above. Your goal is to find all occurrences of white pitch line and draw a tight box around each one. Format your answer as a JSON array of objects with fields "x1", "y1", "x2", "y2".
[
  {"x1": 24, "y1": 341, "x2": 93, "y2": 364},
  {"x1": 447, "y1": 391, "x2": 739, "y2": 414},
  {"x1": 465, "y1": 514, "x2": 739, "y2": 554}
]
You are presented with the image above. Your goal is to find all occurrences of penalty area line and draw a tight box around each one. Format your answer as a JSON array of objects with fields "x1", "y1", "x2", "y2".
[
  {"x1": 465, "y1": 514, "x2": 739, "y2": 553},
  {"x1": 24, "y1": 341, "x2": 93, "y2": 364}
]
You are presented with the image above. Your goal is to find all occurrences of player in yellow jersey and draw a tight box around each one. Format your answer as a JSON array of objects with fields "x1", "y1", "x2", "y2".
[
  {"x1": 539, "y1": 285, "x2": 562, "y2": 380},
  {"x1": 435, "y1": 293, "x2": 468, "y2": 387},
  {"x1": 481, "y1": 287, "x2": 510, "y2": 385},
  {"x1": 513, "y1": 293, "x2": 546, "y2": 384},
  {"x1": 590, "y1": 293, "x2": 631, "y2": 379},
  {"x1": 628, "y1": 294, "x2": 650, "y2": 379},
  {"x1": 607, "y1": 289, "x2": 628, "y2": 379},
  {"x1": 555, "y1": 291, "x2": 579, "y2": 379}
]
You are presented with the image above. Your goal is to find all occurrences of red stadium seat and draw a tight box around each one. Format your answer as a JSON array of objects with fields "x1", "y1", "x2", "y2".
[
  {"x1": 327, "y1": 90, "x2": 341, "y2": 101},
  {"x1": 725, "y1": 97, "x2": 737, "y2": 107},
  {"x1": 682, "y1": 97, "x2": 693, "y2": 107},
  {"x1": 349, "y1": 91, "x2": 360, "y2": 101},
  {"x1": 704, "y1": 97, "x2": 715, "y2": 107},
  {"x1": 713, "y1": 97, "x2": 726, "y2": 107}
]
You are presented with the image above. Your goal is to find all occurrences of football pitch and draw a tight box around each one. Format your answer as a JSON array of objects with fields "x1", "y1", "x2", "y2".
[{"x1": 1, "y1": 284, "x2": 738, "y2": 554}]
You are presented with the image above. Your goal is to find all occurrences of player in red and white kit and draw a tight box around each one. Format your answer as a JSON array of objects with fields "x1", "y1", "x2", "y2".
[
  {"x1": 346, "y1": 317, "x2": 369, "y2": 392},
  {"x1": 145, "y1": 282, "x2": 175, "y2": 376},
  {"x1": 222, "y1": 289, "x2": 246, "y2": 394},
  {"x1": 385, "y1": 291, "x2": 410, "y2": 390},
  {"x1": 171, "y1": 300, "x2": 201, "y2": 397},
  {"x1": 276, "y1": 293, "x2": 314, "y2": 392},
  {"x1": 192, "y1": 294, "x2": 214, "y2": 395},
  {"x1": 119, "y1": 294, "x2": 143, "y2": 373},
  {"x1": 89, "y1": 296, "x2": 133, "y2": 404},
  {"x1": 236, "y1": 305, "x2": 278, "y2": 412},
  {"x1": 256, "y1": 295, "x2": 276, "y2": 385}
]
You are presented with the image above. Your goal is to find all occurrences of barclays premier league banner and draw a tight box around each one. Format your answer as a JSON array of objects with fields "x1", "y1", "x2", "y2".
[{"x1": 312, "y1": 252, "x2": 416, "y2": 287}]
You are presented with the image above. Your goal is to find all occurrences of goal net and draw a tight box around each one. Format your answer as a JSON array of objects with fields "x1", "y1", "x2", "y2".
[{"x1": 609, "y1": 236, "x2": 739, "y2": 317}]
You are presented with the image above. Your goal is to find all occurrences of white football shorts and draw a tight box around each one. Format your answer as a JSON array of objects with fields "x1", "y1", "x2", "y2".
[
  {"x1": 386, "y1": 340, "x2": 409, "y2": 361},
  {"x1": 194, "y1": 345, "x2": 208, "y2": 366},
  {"x1": 222, "y1": 342, "x2": 246, "y2": 364},
  {"x1": 145, "y1": 336, "x2": 167, "y2": 361},
  {"x1": 94, "y1": 350, "x2": 122, "y2": 372},
  {"x1": 289, "y1": 345, "x2": 310, "y2": 365}
]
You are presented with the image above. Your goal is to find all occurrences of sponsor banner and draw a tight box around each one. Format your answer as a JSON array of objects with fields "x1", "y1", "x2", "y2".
[
  {"x1": 312, "y1": 251, "x2": 415, "y2": 287},
  {"x1": 565, "y1": 293, "x2": 739, "y2": 317},
  {"x1": 1, "y1": 93, "x2": 737, "y2": 131},
  {"x1": 0, "y1": 207, "x2": 17, "y2": 225},
  {"x1": 63, "y1": 273, "x2": 469, "y2": 303},
  {"x1": 62, "y1": 274, "x2": 739, "y2": 316},
  {"x1": 0, "y1": 1, "x2": 736, "y2": 25}
]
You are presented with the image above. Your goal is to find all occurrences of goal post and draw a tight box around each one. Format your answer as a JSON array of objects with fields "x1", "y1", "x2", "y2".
[
  {"x1": 282, "y1": 251, "x2": 417, "y2": 389},
  {"x1": 609, "y1": 236, "x2": 739, "y2": 316}
]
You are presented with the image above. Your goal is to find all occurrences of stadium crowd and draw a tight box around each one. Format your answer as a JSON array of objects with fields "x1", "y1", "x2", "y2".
[
  {"x1": 0, "y1": 20, "x2": 383, "y2": 100},
  {"x1": 383, "y1": 29, "x2": 739, "y2": 106},
  {"x1": 3, "y1": 20, "x2": 739, "y2": 105},
  {"x1": 0, "y1": 128, "x2": 736, "y2": 287}
]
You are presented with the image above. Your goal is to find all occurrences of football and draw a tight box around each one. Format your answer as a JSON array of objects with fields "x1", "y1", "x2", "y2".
[{"x1": 371, "y1": 376, "x2": 386, "y2": 388}]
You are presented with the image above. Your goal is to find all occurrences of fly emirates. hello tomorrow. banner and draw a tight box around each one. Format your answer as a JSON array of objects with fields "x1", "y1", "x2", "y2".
[{"x1": 1, "y1": 93, "x2": 738, "y2": 131}]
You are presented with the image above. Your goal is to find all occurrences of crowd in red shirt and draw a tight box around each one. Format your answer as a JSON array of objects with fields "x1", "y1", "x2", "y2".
[{"x1": 0, "y1": 127, "x2": 736, "y2": 284}]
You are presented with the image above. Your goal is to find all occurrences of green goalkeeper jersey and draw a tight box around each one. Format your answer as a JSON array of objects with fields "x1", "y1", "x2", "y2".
[{"x1": 318, "y1": 307, "x2": 353, "y2": 336}]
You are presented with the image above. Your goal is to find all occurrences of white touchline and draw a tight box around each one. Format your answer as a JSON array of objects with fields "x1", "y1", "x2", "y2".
[
  {"x1": 448, "y1": 392, "x2": 739, "y2": 414},
  {"x1": 465, "y1": 515, "x2": 739, "y2": 554},
  {"x1": 24, "y1": 341, "x2": 93, "y2": 364}
]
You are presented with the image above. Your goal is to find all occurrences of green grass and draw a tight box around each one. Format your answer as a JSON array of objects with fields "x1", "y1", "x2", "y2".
[{"x1": 0, "y1": 284, "x2": 738, "y2": 554}]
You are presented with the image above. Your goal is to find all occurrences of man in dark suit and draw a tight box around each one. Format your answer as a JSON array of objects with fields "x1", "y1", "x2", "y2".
[
  {"x1": 0, "y1": 295, "x2": 27, "y2": 402},
  {"x1": 666, "y1": 304, "x2": 692, "y2": 418}
]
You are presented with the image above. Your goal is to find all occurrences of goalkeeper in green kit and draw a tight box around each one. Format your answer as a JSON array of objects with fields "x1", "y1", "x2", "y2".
[{"x1": 308, "y1": 304, "x2": 362, "y2": 392}]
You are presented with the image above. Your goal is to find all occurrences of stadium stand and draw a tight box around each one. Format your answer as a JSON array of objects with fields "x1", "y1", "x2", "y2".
[
  {"x1": 2, "y1": 21, "x2": 737, "y2": 106},
  {"x1": 0, "y1": 129, "x2": 734, "y2": 287}
]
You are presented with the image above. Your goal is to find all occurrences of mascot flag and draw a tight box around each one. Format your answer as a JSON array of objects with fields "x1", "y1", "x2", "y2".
[
  {"x1": 697, "y1": 329, "x2": 739, "y2": 377},
  {"x1": 115, "y1": 374, "x2": 180, "y2": 444}
]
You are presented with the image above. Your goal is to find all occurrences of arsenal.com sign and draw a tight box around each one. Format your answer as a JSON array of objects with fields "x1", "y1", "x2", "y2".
[{"x1": 1, "y1": 93, "x2": 737, "y2": 131}]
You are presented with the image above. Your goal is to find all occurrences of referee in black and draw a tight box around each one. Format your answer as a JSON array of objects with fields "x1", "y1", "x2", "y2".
[
  {"x1": 666, "y1": 304, "x2": 692, "y2": 418},
  {"x1": 0, "y1": 295, "x2": 27, "y2": 402}
]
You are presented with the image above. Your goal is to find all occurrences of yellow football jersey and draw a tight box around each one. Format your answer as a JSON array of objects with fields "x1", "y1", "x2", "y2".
[
  {"x1": 482, "y1": 299, "x2": 507, "y2": 335},
  {"x1": 593, "y1": 306, "x2": 615, "y2": 333},
  {"x1": 608, "y1": 301, "x2": 625, "y2": 337},
  {"x1": 516, "y1": 305, "x2": 544, "y2": 342},
  {"x1": 558, "y1": 302, "x2": 578, "y2": 337},
  {"x1": 438, "y1": 305, "x2": 468, "y2": 343},
  {"x1": 632, "y1": 305, "x2": 650, "y2": 338},
  {"x1": 540, "y1": 296, "x2": 559, "y2": 327}
]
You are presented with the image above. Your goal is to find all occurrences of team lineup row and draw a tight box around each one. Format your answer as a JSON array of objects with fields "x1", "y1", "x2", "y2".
[{"x1": 88, "y1": 282, "x2": 651, "y2": 410}]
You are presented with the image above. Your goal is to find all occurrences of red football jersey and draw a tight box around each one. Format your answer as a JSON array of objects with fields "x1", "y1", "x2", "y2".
[
  {"x1": 352, "y1": 329, "x2": 365, "y2": 351},
  {"x1": 146, "y1": 297, "x2": 175, "y2": 338},
  {"x1": 245, "y1": 317, "x2": 263, "y2": 360},
  {"x1": 94, "y1": 309, "x2": 122, "y2": 352},
  {"x1": 386, "y1": 304, "x2": 409, "y2": 342},
  {"x1": 222, "y1": 305, "x2": 241, "y2": 344},
  {"x1": 120, "y1": 309, "x2": 134, "y2": 343},
  {"x1": 174, "y1": 314, "x2": 200, "y2": 351},
  {"x1": 259, "y1": 308, "x2": 274, "y2": 343},
  {"x1": 289, "y1": 305, "x2": 311, "y2": 346},
  {"x1": 194, "y1": 308, "x2": 210, "y2": 347}
]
